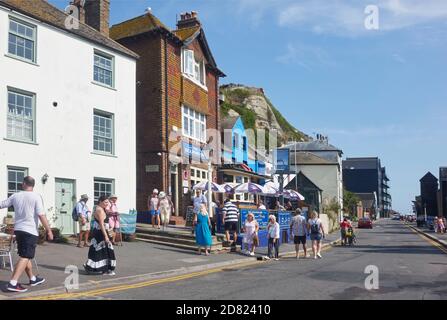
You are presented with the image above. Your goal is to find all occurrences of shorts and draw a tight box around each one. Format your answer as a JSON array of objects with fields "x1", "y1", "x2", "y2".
[
  {"x1": 225, "y1": 221, "x2": 238, "y2": 233},
  {"x1": 294, "y1": 236, "x2": 307, "y2": 245},
  {"x1": 310, "y1": 233, "x2": 322, "y2": 242},
  {"x1": 14, "y1": 231, "x2": 38, "y2": 259},
  {"x1": 79, "y1": 220, "x2": 91, "y2": 232},
  {"x1": 150, "y1": 210, "x2": 160, "y2": 216}
]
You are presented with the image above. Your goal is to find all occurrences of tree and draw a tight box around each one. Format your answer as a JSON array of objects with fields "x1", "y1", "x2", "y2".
[{"x1": 343, "y1": 189, "x2": 361, "y2": 218}]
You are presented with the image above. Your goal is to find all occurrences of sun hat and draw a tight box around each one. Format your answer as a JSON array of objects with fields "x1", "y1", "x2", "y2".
[
  {"x1": 159, "y1": 191, "x2": 166, "y2": 198},
  {"x1": 109, "y1": 194, "x2": 118, "y2": 199},
  {"x1": 153, "y1": 189, "x2": 159, "y2": 194}
]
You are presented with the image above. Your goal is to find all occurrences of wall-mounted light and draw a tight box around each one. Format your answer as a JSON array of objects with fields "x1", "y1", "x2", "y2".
[{"x1": 41, "y1": 173, "x2": 49, "y2": 184}]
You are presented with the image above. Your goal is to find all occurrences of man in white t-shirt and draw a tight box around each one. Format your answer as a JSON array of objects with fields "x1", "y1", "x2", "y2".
[
  {"x1": 0, "y1": 176, "x2": 53, "y2": 293},
  {"x1": 290, "y1": 208, "x2": 308, "y2": 259}
]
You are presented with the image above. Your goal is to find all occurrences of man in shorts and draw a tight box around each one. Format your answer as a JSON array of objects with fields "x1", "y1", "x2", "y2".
[
  {"x1": 290, "y1": 208, "x2": 308, "y2": 259},
  {"x1": 148, "y1": 189, "x2": 160, "y2": 229},
  {"x1": 76, "y1": 194, "x2": 91, "y2": 248},
  {"x1": 222, "y1": 198, "x2": 239, "y2": 248},
  {"x1": 0, "y1": 176, "x2": 53, "y2": 293}
]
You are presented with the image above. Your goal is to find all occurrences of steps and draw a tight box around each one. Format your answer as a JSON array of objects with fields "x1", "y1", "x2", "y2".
[{"x1": 135, "y1": 224, "x2": 228, "y2": 253}]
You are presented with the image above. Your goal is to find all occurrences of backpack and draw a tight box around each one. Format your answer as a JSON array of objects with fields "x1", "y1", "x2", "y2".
[
  {"x1": 310, "y1": 220, "x2": 320, "y2": 235},
  {"x1": 72, "y1": 202, "x2": 84, "y2": 222}
]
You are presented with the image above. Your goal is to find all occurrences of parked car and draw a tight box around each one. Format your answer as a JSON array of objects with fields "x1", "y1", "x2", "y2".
[
  {"x1": 392, "y1": 215, "x2": 400, "y2": 221},
  {"x1": 358, "y1": 217, "x2": 373, "y2": 229}
]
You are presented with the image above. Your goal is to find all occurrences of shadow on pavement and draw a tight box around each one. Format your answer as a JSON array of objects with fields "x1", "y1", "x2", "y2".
[{"x1": 352, "y1": 245, "x2": 443, "y2": 255}]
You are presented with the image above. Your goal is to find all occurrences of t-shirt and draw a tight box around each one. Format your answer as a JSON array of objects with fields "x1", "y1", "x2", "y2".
[
  {"x1": 0, "y1": 191, "x2": 44, "y2": 236},
  {"x1": 258, "y1": 205, "x2": 267, "y2": 210},
  {"x1": 76, "y1": 201, "x2": 90, "y2": 220},
  {"x1": 340, "y1": 221, "x2": 350, "y2": 230},
  {"x1": 222, "y1": 202, "x2": 239, "y2": 223},
  {"x1": 149, "y1": 196, "x2": 159, "y2": 211},
  {"x1": 291, "y1": 215, "x2": 307, "y2": 236},
  {"x1": 268, "y1": 222, "x2": 280, "y2": 239},
  {"x1": 193, "y1": 195, "x2": 207, "y2": 213},
  {"x1": 159, "y1": 198, "x2": 171, "y2": 214}
]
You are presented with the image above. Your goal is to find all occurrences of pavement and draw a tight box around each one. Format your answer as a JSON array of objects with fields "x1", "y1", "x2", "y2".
[
  {"x1": 0, "y1": 227, "x2": 340, "y2": 300},
  {"x1": 20, "y1": 219, "x2": 445, "y2": 300},
  {"x1": 406, "y1": 223, "x2": 447, "y2": 248}
]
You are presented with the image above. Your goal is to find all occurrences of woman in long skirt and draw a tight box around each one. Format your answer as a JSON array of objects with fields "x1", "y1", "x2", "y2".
[
  {"x1": 84, "y1": 195, "x2": 116, "y2": 275},
  {"x1": 194, "y1": 204, "x2": 213, "y2": 256}
]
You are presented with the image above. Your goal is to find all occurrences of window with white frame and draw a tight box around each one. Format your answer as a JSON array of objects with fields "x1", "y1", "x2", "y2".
[
  {"x1": 182, "y1": 106, "x2": 206, "y2": 142},
  {"x1": 191, "y1": 167, "x2": 208, "y2": 188},
  {"x1": 182, "y1": 49, "x2": 206, "y2": 87},
  {"x1": 8, "y1": 19, "x2": 36, "y2": 62},
  {"x1": 93, "y1": 111, "x2": 114, "y2": 154},
  {"x1": 224, "y1": 175, "x2": 252, "y2": 202},
  {"x1": 94, "y1": 178, "x2": 114, "y2": 203},
  {"x1": 94, "y1": 52, "x2": 114, "y2": 87},
  {"x1": 7, "y1": 89, "x2": 35, "y2": 142},
  {"x1": 7, "y1": 167, "x2": 28, "y2": 212}
]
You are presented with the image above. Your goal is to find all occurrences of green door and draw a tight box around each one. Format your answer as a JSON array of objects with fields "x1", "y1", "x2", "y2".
[{"x1": 55, "y1": 179, "x2": 76, "y2": 235}]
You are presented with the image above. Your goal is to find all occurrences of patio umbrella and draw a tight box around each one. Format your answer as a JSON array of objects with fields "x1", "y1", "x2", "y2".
[
  {"x1": 234, "y1": 182, "x2": 266, "y2": 194},
  {"x1": 192, "y1": 181, "x2": 225, "y2": 193},
  {"x1": 220, "y1": 183, "x2": 239, "y2": 194},
  {"x1": 284, "y1": 189, "x2": 305, "y2": 201},
  {"x1": 261, "y1": 183, "x2": 279, "y2": 195}
]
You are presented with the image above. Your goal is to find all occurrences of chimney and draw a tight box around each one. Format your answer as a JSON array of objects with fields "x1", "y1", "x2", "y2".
[
  {"x1": 83, "y1": 0, "x2": 110, "y2": 37},
  {"x1": 176, "y1": 11, "x2": 201, "y2": 29}
]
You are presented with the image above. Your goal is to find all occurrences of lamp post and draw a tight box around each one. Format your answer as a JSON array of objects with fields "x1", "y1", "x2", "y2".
[{"x1": 207, "y1": 149, "x2": 214, "y2": 214}]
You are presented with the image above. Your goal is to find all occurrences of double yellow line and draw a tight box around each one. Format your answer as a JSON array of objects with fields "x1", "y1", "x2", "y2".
[
  {"x1": 23, "y1": 240, "x2": 339, "y2": 300},
  {"x1": 22, "y1": 260, "x2": 262, "y2": 300},
  {"x1": 406, "y1": 224, "x2": 447, "y2": 255}
]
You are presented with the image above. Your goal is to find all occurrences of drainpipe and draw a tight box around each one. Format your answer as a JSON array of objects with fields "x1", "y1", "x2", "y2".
[{"x1": 164, "y1": 37, "x2": 170, "y2": 195}]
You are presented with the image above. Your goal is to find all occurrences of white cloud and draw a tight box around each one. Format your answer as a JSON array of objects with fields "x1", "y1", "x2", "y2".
[
  {"x1": 276, "y1": 43, "x2": 336, "y2": 70},
  {"x1": 236, "y1": 0, "x2": 447, "y2": 36}
]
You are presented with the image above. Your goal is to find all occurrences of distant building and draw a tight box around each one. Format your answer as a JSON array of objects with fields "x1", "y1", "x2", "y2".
[
  {"x1": 284, "y1": 138, "x2": 344, "y2": 219},
  {"x1": 285, "y1": 171, "x2": 322, "y2": 213},
  {"x1": 355, "y1": 193, "x2": 377, "y2": 219},
  {"x1": 420, "y1": 172, "x2": 438, "y2": 217},
  {"x1": 343, "y1": 157, "x2": 392, "y2": 218},
  {"x1": 440, "y1": 167, "x2": 447, "y2": 217}
]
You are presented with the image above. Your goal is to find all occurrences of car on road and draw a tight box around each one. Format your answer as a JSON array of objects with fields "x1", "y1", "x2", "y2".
[
  {"x1": 392, "y1": 215, "x2": 400, "y2": 221},
  {"x1": 358, "y1": 217, "x2": 373, "y2": 229}
]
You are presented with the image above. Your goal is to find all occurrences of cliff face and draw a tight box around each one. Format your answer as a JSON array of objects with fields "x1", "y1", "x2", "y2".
[{"x1": 220, "y1": 84, "x2": 309, "y2": 146}]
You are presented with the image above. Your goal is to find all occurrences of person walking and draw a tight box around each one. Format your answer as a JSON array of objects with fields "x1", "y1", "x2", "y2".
[
  {"x1": 108, "y1": 195, "x2": 121, "y2": 246},
  {"x1": 267, "y1": 215, "x2": 280, "y2": 261},
  {"x1": 340, "y1": 217, "x2": 351, "y2": 246},
  {"x1": 0, "y1": 176, "x2": 53, "y2": 293},
  {"x1": 84, "y1": 195, "x2": 116, "y2": 275},
  {"x1": 194, "y1": 204, "x2": 213, "y2": 256},
  {"x1": 148, "y1": 189, "x2": 160, "y2": 229},
  {"x1": 308, "y1": 211, "x2": 325, "y2": 259},
  {"x1": 158, "y1": 192, "x2": 172, "y2": 231},
  {"x1": 290, "y1": 208, "x2": 308, "y2": 259},
  {"x1": 222, "y1": 198, "x2": 240, "y2": 248},
  {"x1": 437, "y1": 216, "x2": 445, "y2": 234},
  {"x1": 75, "y1": 194, "x2": 91, "y2": 248},
  {"x1": 242, "y1": 213, "x2": 259, "y2": 256}
]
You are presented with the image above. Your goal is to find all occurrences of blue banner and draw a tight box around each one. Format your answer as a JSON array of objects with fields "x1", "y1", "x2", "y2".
[
  {"x1": 240, "y1": 209, "x2": 269, "y2": 230},
  {"x1": 120, "y1": 210, "x2": 137, "y2": 234},
  {"x1": 277, "y1": 211, "x2": 292, "y2": 229}
]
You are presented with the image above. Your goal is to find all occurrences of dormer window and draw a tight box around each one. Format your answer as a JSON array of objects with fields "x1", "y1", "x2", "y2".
[{"x1": 182, "y1": 49, "x2": 206, "y2": 87}]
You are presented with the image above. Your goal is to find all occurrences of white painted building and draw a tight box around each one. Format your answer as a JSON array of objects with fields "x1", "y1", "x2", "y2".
[
  {"x1": 285, "y1": 139, "x2": 344, "y2": 220},
  {"x1": 0, "y1": 0, "x2": 138, "y2": 234}
]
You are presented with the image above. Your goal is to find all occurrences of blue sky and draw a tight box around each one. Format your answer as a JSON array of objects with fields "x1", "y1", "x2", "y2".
[{"x1": 50, "y1": 0, "x2": 447, "y2": 213}]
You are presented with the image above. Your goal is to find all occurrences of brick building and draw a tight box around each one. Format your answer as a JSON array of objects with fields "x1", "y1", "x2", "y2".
[{"x1": 110, "y1": 11, "x2": 225, "y2": 221}]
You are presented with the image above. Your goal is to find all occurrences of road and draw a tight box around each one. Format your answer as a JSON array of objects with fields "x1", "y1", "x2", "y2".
[{"x1": 26, "y1": 220, "x2": 447, "y2": 300}]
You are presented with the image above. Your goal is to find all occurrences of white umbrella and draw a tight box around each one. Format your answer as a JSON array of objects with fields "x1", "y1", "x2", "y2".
[
  {"x1": 261, "y1": 184, "x2": 279, "y2": 195},
  {"x1": 284, "y1": 189, "x2": 305, "y2": 201},
  {"x1": 192, "y1": 181, "x2": 225, "y2": 193},
  {"x1": 220, "y1": 183, "x2": 239, "y2": 194},
  {"x1": 234, "y1": 182, "x2": 266, "y2": 194}
]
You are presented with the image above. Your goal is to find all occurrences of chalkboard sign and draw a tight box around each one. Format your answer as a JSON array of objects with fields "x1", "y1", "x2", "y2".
[
  {"x1": 185, "y1": 206, "x2": 195, "y2": 227},
  {"x1": 240, "y1": 209, "x2": 269, "y2": 230},
  {"x1": 278, "y1": 211, "x2": 292, "y2": 229}
]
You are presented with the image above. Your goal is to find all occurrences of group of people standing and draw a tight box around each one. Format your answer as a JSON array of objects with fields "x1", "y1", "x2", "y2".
[
  {"x1": 148, "y1": 189, "x2": 174, "y2": 231},
  {"x1": 435, "y1": 216, "x2": 446, "y2": 234}
]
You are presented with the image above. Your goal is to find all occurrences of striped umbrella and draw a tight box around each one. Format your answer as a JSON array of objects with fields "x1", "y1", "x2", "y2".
[
  {"x1": 284, "y1": 189, "x2": 305, "y2": 201},
  {"x1": 192, "y1": 181, "x2": 225, "y2": 193},
  {"x1": 234, "y1": 182, "x2": 266, "y2": 194},
  {"x1": 220, "y1": 183, "x2": 239, "y2": 194}
]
